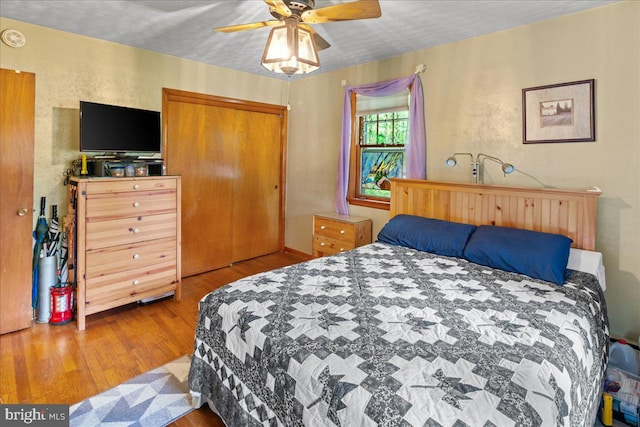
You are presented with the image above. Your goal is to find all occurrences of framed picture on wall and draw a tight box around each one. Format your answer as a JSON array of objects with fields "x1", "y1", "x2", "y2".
[{"x1": 522, "y1": 79, "x2": 595, "y2": 144}]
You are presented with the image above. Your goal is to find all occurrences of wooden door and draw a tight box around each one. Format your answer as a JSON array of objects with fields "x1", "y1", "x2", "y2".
[
  {"x1": 232, "y1": 109, "x2": 282, "y2": 261},
  {"x1": 0, "y1": 69, "x2": 35, "y2": 334},
  {"x1": 163, "y1": 89, "x2": 287, "y2": 277},
  {"x1": 165, "y1": 100, "x2": 234, "y2": 276}
]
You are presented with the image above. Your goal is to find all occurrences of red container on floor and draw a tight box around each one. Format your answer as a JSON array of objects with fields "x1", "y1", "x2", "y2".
[{"x1": 50, "y1": 285, "x2": 73, "y2": 325}]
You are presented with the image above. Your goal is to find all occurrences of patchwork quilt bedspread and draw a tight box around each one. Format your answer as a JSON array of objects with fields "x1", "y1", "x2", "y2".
[{"x1": 188, "y1": 243, "x2": 609, "y2": 427}]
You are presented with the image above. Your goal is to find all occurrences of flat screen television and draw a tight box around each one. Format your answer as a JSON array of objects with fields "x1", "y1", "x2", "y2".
[{"x1": 80, "y1": 101, "x2": 161, "y2": 154}]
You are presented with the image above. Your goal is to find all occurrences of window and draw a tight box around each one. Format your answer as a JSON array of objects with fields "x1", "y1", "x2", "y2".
[
  {"x1": 335, "y1": 74, "x2": 424, "y2": 215},
  {"x1": 348, "y1": 91, "x2": 410, "y2": 208}
]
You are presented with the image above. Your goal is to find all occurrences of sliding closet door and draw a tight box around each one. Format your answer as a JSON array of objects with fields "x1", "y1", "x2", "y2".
[
  {"x1": 232, "y1": 109, "x2": 282, "y2": 262},
  {"x1": 165, "y1": 99, "x2": 234, "y2": 275},
  {"x1": 163, "y1": 89, "x2": 287, "y2": 278}
]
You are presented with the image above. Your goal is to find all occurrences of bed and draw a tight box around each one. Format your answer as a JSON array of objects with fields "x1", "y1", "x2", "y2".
[{"x1": 188, "y1": 179, "x2": 608, "y2": 426}]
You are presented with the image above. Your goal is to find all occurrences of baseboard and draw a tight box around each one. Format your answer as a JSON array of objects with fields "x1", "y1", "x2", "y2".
[{"x1": 284, "y1": 246, "x2": 313, "y2": 260}]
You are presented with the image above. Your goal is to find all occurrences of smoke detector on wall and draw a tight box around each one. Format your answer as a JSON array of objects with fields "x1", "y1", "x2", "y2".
[{"x1": 1, "y1": 29, "x2": 26, "y2": 48}]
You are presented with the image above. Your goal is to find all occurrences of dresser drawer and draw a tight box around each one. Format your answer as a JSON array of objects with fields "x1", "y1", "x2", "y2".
[
  {"x1": 86, "y1": 190, "x2": 176, "y2": 220},
  {"x1": 86, "y1": 212, "x2": 177, "y2": 250},
  {"x1": 313, "y1": 235, "x2": 355, "y2": 255},
  {"x1": 84, "y1": 177, "x2": 177, "y2": 194},
  {"x1": 85, "y1": 262, "x2": 178, "y2": 314},
  {"x1": 314, "y1": 217, "x2": 356, "y2": 241},
  {"x1": 85, "y1": 238, "x2": 177, "y2": 279}
]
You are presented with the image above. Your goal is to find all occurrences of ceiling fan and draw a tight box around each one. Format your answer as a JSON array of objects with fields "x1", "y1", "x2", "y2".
[{"x1": 215, "y1": 0, "x2": 382, "y2": 75}]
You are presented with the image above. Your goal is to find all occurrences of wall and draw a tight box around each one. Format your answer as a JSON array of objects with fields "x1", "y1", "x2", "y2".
[
  {"x1": 286, "y1": 1, "x2": 639, "y2": 342},
  {"x1": 0, "y1": 17, "x2": 287, "y2": 221}
]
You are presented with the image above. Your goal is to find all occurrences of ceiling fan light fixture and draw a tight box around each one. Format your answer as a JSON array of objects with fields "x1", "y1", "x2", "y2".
[{"x1": 261, "y1": 18, "x2": 319, "y2": 76}]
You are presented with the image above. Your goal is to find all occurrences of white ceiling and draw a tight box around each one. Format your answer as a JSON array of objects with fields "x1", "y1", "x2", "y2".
[{"x1": 0, "y1": 0, "x2": 617, "y2": 80}]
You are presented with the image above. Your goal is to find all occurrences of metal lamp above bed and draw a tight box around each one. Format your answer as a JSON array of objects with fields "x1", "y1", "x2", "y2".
[{"x1": 445, "y1": 152, "x2": 515, "y2": 183}]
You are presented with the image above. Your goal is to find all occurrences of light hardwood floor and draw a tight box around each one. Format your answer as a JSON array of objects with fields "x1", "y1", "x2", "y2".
[{"x1": 0, "y1": 251, "x2": 307, "y2": 426}]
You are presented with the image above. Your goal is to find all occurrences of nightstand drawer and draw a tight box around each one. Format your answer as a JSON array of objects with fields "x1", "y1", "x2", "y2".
[
  {"x1": 85, "y1": 238, "x2": 177, "y2": 278},
  {"x1": 313, "y1": 234, "x2": 355, "y2": 255},
  {"x1": 85, "y1": 213, "x2": 177, "y2": 250},
  {"x1": 86, "y1": 190, "x2": 176, "y2": 220},
  {"x1": 314, "y1": 217, "x2": 356, "y2": 241}
]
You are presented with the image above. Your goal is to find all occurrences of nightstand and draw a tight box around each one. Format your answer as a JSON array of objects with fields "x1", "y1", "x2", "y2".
[{"x1": 312, "y1": 213, "x2": 372, "y2": 257}]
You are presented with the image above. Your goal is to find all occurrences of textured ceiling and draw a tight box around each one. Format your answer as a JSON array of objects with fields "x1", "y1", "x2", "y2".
[{"x1": 0, "y1": 0, "x2": 616, "y2": 80}]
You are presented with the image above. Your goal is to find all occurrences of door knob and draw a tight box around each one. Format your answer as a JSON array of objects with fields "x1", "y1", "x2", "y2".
[{"x1": 17, "y1": 208, "x2": 29, "y2": 216}]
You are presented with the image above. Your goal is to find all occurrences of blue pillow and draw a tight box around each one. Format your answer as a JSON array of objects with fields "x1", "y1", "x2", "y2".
[
  {"x1": 462, "y1": 225, "x2": 573, "y2": 285},
  {"x1": 377, "y1": 215, "x2": 477, "y2": 257}
]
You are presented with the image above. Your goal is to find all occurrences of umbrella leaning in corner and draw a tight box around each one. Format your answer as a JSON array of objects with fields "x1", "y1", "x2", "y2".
[
  {"x1": 46, "y1": 205, "x2": 60, "y2": 258},
  {"x1": 59, "y1": 230, "x2": 69, "y2": 285},
  {"x1": 32, "y1": 196, "x2": 48, "y2": 318}
]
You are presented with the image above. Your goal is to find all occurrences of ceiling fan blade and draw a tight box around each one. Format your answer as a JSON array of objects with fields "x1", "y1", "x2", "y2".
[
  {"x1": 301, "y1": 0, "x2": 381, "y2": 24},
  {"x1": 215, "y1": 20, "x2": 282, "y2": 33},
  {"x1": 264, "y1": 0, "x2": 291, "y2": 18},
  {"x1": 300, "y1": 24, "x2": 331, "y2": 51}
]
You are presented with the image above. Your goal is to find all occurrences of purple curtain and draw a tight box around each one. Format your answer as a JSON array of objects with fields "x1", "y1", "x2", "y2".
[{"x1": 334, "y1": 74, "x2": 426, "y2": 215}]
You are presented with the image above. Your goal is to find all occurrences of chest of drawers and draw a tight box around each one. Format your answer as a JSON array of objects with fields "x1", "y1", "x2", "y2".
[
  {"x1": 70, "y1": 176, "x2": 181, "y2": 330},
  {"x1": 312, "y1": 213, "x2": 372, "y2": 257}
]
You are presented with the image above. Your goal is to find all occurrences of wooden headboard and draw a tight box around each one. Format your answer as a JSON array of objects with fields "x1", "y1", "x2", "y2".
[{"x1": 389, "y1": 179, "x2": 601, "y2": 250}]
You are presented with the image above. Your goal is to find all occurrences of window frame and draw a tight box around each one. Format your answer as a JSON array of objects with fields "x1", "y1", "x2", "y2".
[{"x1": 347, "y1": 91, "x2": 409, "y2": 210}]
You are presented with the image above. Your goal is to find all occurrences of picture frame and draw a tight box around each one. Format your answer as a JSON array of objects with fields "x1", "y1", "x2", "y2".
[{"x1": 522, "y1": 79, "x2": 595, "y2": 144}]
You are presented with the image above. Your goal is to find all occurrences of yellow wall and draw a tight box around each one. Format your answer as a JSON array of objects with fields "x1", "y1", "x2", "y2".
[
  {"x1": 1, "y1": 1, "x2": 638, "y2": 341},
  {"x1": 286, "y1": 2, "x2": 639, "y2": 342},
  {"x1": 0, "y1": 16, "x2": 288, "y2": 219}
]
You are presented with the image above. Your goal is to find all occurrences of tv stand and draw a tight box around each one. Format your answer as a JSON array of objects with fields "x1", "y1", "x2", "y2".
[{"x1": 83, "y1": 157, "x2": 165, "y2": 177}]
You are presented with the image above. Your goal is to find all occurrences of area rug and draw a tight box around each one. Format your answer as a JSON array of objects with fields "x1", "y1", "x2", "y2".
[{"x1": 69, "y1": 354, "x2": 194, "y2": 427}]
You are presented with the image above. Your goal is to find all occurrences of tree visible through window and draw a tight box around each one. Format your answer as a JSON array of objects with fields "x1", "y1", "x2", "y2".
[
  {"x1": 358, "y1": 111, "x2": 408, "y2": 198},
  {"x1": 349, "y1": 91, "x2": 410, "y2": 208}
]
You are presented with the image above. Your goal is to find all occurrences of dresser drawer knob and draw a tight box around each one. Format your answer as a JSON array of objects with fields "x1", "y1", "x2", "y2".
[
  {"x1": 340, "y1": 230, "x2": 345, "y2": 234},
  {"x1": 133, "y1": 184, "x2": 140, "y2": 190},
  {"x1": 133, "y1": 254, "x2": 140, "y2": 259},
  {"x1": 133, "y1": 279, "x2": 139, "y2": 286},
  {"x1": 133, "y1": 228, "x2": 139, "y2": 234},
  {"x1": 133, "y1": 202, "x2": 140, "y2": 208},
  {"x1": 320, "y1": 242, "x2": 325, "y2": 246},
  {"x1": 320, "y1": 225, "x2": 326, "y2": 230},
  {"x1": 339, "y1": 248, "x2": 345, "y2": 252}
]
